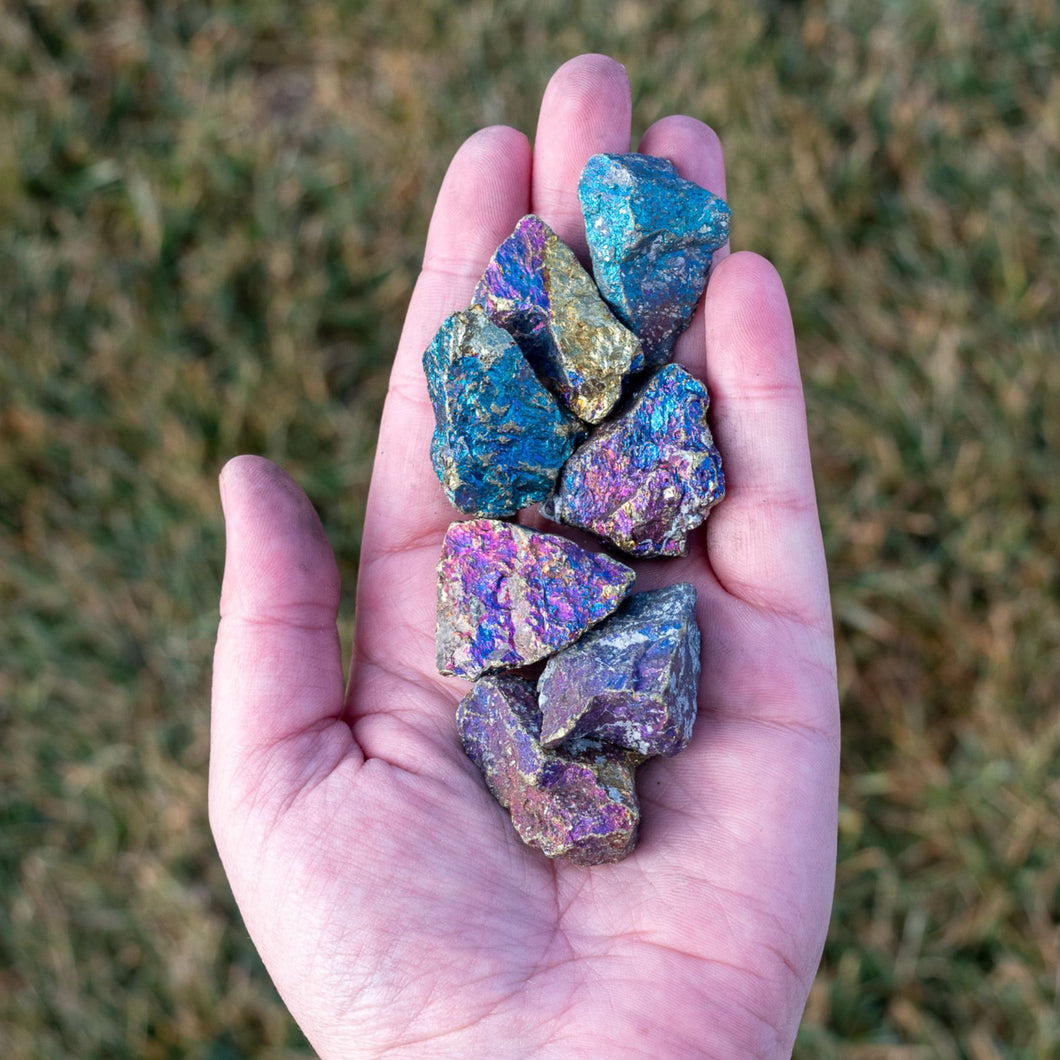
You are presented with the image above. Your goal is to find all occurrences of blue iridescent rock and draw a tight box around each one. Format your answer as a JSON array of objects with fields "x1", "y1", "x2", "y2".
[
  {"x1": 579, "y1": 153, "x2": 731, "y2": 367},
  {"x1": 423, "y1": 306, "x2": 582, "y2": 517},
  {"x1": 538, "y1": 584, "x2": 701, "y2": 758},
  {"x1": 457, "y1": 675, "x2": 640, "y2": 865},
  {"x1": 540, "y1": 364, "x2": 725, "y2": 557},
  {"x1": 436, "y1": 519, "x2": 636, "y2": 679},
  {"x1": 473, "y1": 214, "x2": 643, "y2": 423}
]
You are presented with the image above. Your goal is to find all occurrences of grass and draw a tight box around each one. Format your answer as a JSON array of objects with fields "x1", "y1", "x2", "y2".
[{"x1": 1, "y1": 1, "x2": 1057, "y2": 1055}]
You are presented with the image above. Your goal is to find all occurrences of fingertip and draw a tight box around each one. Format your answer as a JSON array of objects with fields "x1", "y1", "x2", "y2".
[
  {"x1": 218, "y1": 455, "x2": 340, "y2": 623},
  {"x1": 532, "y1": 54, "x2": 632, "y2": 259},
  {"x1": 710, "y1": 250, "x2": 786, "y2": 295},
  {"x1": 536, "y1": 53, "x2": 632, "y2": 156},
  {"x1": 451, "y1": 123, "x2": 532, "y2": 176},
  {"x1": 219, "y1": 453, "x2": 279, "y2": 511},
  {"x1": 705, "y1": 252, "x2": 796, "y2": 376},
  {"x1": 545, "y1": 53, "x2": 630, "y2": 98},
  {"x1": 638, "y1": 114, "x2": 727, "y2": 200},
  {"x1": 422, "y1": 124, "x2": 532, "y2": 277},
  {"x1": 219, "y1": 452, "x2": 301, "y2": 497}
]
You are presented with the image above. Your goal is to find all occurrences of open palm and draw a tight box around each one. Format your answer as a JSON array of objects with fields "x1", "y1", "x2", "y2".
[{"x1": 210, "y1": 55, "x2": 839, "y2": 1058}]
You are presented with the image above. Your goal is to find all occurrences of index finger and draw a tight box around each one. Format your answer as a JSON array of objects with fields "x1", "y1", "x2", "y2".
[{"x1": 359, "y1": 125, "x2": 532, "y2": 561}]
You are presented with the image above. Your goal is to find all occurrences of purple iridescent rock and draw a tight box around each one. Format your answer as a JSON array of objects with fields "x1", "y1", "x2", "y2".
[
  {"x1": 473, "y1": 214, "x2": 643, "y2": 423},
  {"x1": 457, "y1": 675, "x2": 640, "y2": 865},
  {"x1": 579, "y1": 153, "x2": 731, "y2": 367},
  {"x1": 436, "y1": 519, "x2": 636, "y2": 679},
  {"x1": 422, "y1": 305, "x2": 582, "y2": 517},
  {"x1": 541, "y1": 364, "x2": 725, "y2": 557},
  {"x1": 457, "y1": 676, "x2": 544, "y2": 808},
  {"x1": 538, "y1": 584, "x2": 701, "y2": 757}
]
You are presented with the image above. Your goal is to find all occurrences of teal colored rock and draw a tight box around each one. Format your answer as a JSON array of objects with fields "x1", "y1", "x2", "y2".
[
  {"x1": 579, "y1": 153, "x2": 730, "y2": 367},
  {"x1": 422, "y1": 306, "x2": 582, "y2": 517}
]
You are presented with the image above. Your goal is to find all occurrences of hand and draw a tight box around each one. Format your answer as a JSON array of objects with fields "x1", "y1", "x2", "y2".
[{"x1": 210, "y1": 54, "x2": 839, "y2": 1058}]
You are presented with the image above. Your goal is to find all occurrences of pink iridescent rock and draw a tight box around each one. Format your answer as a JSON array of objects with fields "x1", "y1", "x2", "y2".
[
  {"x1": 541, "y1": 364, "x2": 724, "y2": 557},
  {"x1": 436, "y1": 519, "x2": 636, "y2": 679},
  {"x1": 456, "y1": 675, "x2": 640, "y2": 865}
]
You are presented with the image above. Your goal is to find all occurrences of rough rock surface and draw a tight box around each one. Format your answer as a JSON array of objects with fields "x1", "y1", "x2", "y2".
[
  {"x1": 436, "y1": 519, "x2": 636, "y2": 679},
  {"x1": 538, "y1": 583, "x2": 701, "y2": 757},
  {"x1": 457, "y1": 675, "x2": 640, "y2": 865},
  {"x1": 541, "y1": 364, "x2": 725, "y2": 557},
  {"x1": 473, "y1": 214, "x2": 643, "y2": 423},
  {"x1": 423, "y1": 305, "x2": 582, "y2": 517},
  {"x1": 579, "y1": 153, "x2": 730, "y2": 367}
]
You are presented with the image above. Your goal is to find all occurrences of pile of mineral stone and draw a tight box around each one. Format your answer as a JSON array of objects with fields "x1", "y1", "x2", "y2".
[{"x1": 423, "y1": 153, "x2": 730, "y2": 865}]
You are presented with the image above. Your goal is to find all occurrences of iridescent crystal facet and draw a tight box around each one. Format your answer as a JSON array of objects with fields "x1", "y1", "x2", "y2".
[
  {"x1": 457, "y1": 675, "x2": 640, "y2": 865},
  {"x1": 538, "y1": 584, "x2": 701, "y2": 758},
  {"x1": 579, "y1": 153, "x2": 730, "y2": 367},
  {"x1": 423, "y1": 306, "x2": 582, "y2": 517},
  {"x1": 473, "y1": 214, "x2": 643, "y2": 423},
  {"x1": 541, "y1": 364, "x2": 725, "y2": 557},
  {"x1": 436, "y1": 519, "x2": 636, "y2": 679}
]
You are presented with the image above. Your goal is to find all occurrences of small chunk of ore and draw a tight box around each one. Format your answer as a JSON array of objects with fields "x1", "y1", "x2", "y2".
[
  {"x1": 456, "y1": 675, "x2": 640, "y2": 865},
  {"x1": 538, "y1": 583, "x2": 701, "y2": 758},
  {"x1": 422, "y1": 305, "x2": 582, "y2": 517},
  {"x1": 541, "y1": 364, "x2": 725, "y2": 557},
  {"x1": 579, "y1": 153, "x2": 730, "y2": 368},
  {"x1": 435, "y1": 519, "x2": 635, "y2": 679},
  {"x1": 473, "y1": 214, "x2": 643, "y2": 424}
]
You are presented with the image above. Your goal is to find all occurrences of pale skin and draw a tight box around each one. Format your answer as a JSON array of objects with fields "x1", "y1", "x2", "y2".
[{"x1": 210, "y1": 55, "x2": 840, "y2": 1058}]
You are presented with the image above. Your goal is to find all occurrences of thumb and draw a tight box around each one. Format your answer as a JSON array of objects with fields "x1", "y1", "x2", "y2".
[{"x1": 209, "y1": 456, "x2": 357, "y2": 851}]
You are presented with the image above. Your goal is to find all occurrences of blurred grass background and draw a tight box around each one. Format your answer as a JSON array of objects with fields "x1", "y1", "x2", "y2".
[{"x1": 1, "y1": 1, "x2": 1057, "y2": 1056}]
